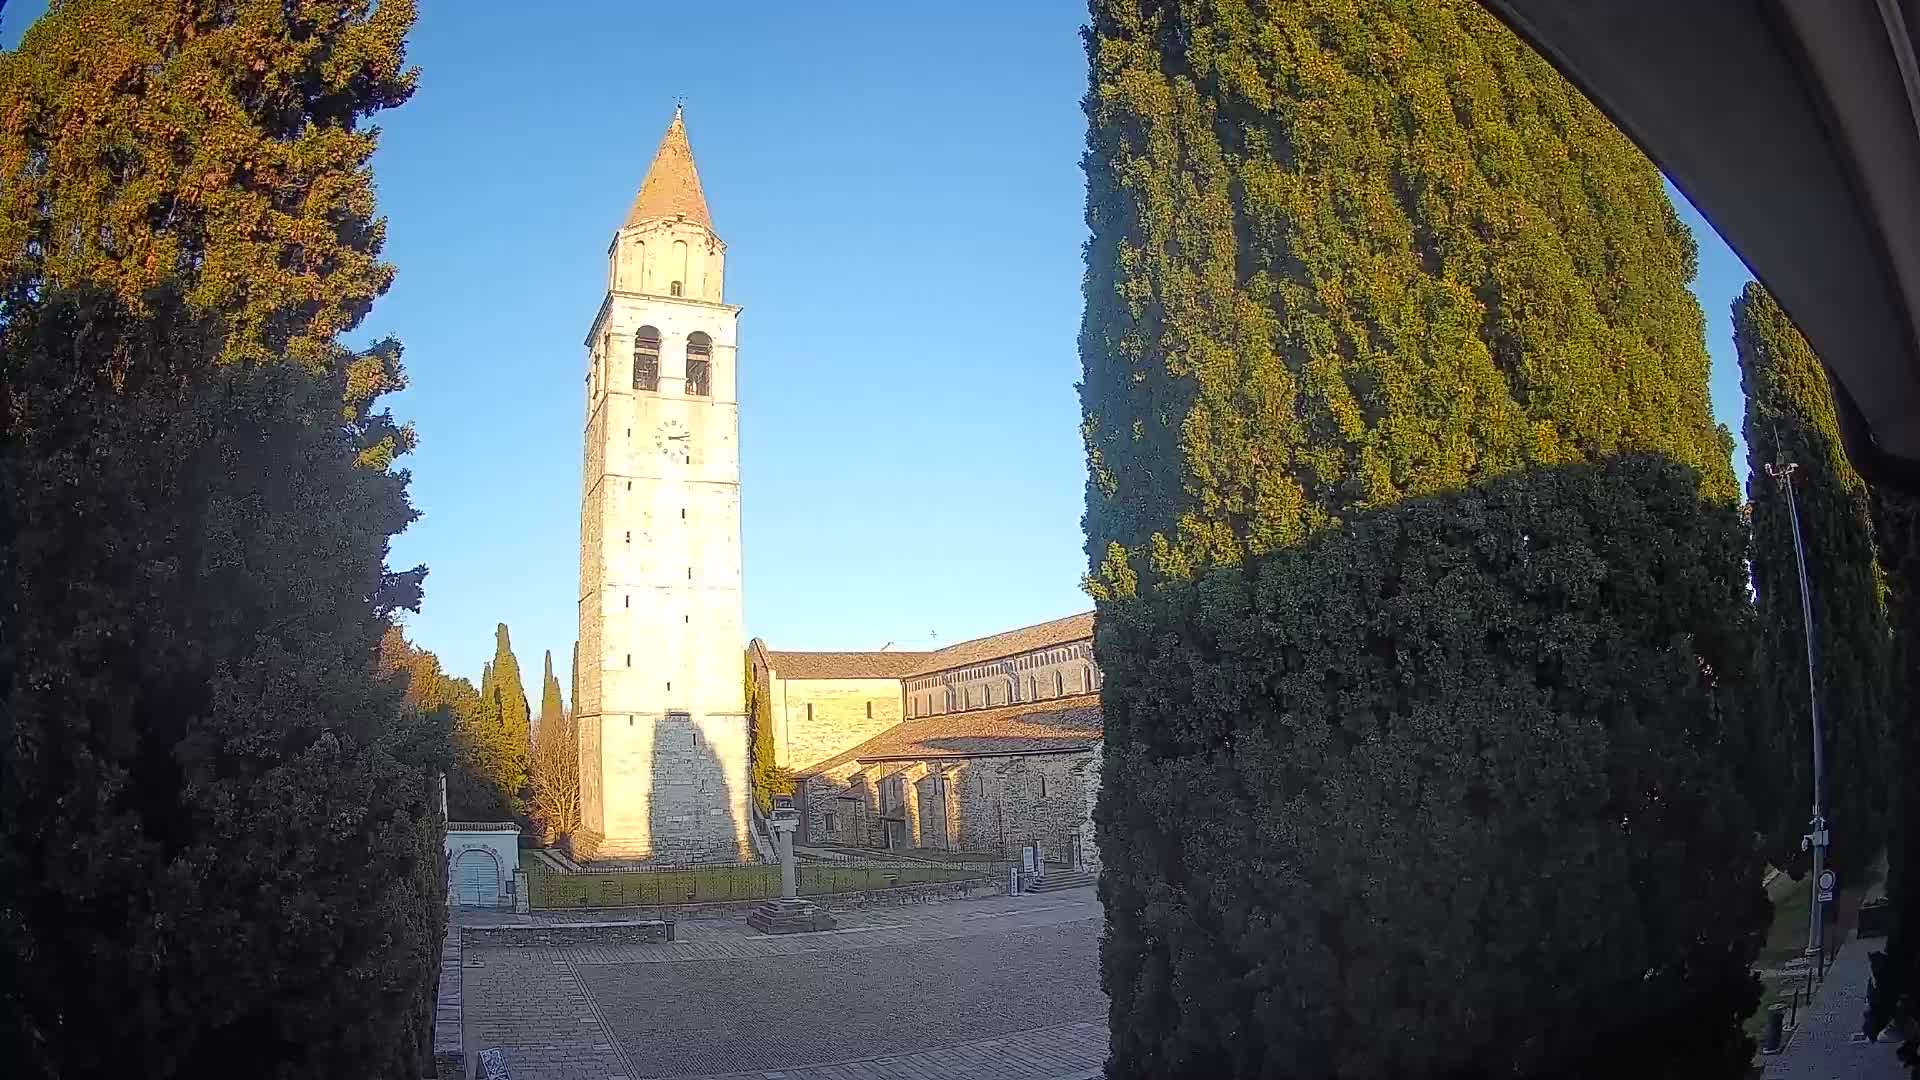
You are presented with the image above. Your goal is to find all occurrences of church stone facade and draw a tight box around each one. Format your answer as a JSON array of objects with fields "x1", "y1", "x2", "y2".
[
  {"x1": 574, "y1": 109, "x2": 751, "y2": 864},
  {"x1": 751, "y1": 614, "x2": 1106, "y2": 869},
  {"x1": 568, "y1": 109, "x2": 1102, "y2": 869}
]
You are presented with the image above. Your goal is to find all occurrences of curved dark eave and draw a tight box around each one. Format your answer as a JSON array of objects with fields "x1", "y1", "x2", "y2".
[{"x1": 1478, "y1": 0, "x2": 1920, "y2": 491}]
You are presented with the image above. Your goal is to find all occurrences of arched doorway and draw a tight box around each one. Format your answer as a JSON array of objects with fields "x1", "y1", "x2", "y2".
[{"x1": 453, "y1": 848, "x2": 502, "y2": 908}]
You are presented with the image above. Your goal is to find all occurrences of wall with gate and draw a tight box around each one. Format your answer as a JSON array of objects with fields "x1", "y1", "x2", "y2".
[{"x1": 446, "y1": 823, "x2": 520, "y2": 909}]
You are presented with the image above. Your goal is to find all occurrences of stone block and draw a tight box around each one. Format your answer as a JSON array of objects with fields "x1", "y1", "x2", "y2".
[{"x1": 745, "y1": 897, "x2": 837, "y2": 935}]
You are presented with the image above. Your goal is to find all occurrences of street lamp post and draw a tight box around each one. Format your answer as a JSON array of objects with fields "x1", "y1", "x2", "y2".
[{"x1": 1765, "y1": 459, "x2": 1831, "y2": 981}]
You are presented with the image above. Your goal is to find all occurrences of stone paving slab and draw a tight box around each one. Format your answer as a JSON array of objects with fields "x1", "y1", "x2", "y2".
[
  {"x1": 560, "y1": 895, "x2": 1098, "y2": 968},
  {"x1": 579, "y1": 923, "x2": 1104, "y2": 1077},
  {"x1": 460, "y1": 888, "x2": 1106, "y2": 1080},
  {"x1": 1762, "y1": 939, "x2": 1907, "y2": 1079},
  {"x1": 663, "y1": 1019, "x2": 1099, "y2": 1080}
]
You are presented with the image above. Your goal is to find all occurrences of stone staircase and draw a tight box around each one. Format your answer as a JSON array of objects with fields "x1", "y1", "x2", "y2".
[{"x1": 1023, "y1": 867, "x2": 1097, "y2": 893}]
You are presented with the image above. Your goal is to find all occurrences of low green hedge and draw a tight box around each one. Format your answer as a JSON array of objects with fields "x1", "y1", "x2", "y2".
[{"x1": 526, "y1": 861, "x2": 986, "y2": 909}]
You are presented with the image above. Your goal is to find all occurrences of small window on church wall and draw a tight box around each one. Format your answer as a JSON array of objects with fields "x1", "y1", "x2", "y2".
[
  {"x1": 1055, "y1": 671, "x2": 1064, "y2": 697},
  {"x1": 866, "y1": 701, "x2": 873, "y2": 719},
  {"x1": 824, "y1": 812, "x2": 836, "y2": 833},
  {"x1": 1040, "y1": 775, "x2": 1048, "y2": 798},
  {"x1": 625, "y1": 654, "x2": 631, "y2": 667},
  {"x1": 686, "y1": 332, "x2": 712, "y2": 397},
  {"x1": 1027, "y1": 675, "x2": 1036, "y2": 701},
  {"x1": 634, "y1": 326, "x2": 661, "y2": 391}
]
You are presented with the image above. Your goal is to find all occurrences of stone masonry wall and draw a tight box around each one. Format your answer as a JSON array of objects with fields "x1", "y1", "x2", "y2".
[
  {"x1": 770, "y1": 676, "x2": 905, "y2": 772},
  {"x1": 802, "y1": 749, "x2": 1098, "y2": 864},
  {"x1": 946, "y1": 752, "x2": 1096, "y2": 864}
]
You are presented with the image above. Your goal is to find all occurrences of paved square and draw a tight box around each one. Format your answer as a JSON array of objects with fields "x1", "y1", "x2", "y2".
[{"x1": 463, "y1": 890, "x2": 1108, "y2": 1080}]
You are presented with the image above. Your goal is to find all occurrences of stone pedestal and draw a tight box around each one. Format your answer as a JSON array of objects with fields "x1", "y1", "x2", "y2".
[{"x1": 746, "y1": 897, "x2": 837, "y2": 934}]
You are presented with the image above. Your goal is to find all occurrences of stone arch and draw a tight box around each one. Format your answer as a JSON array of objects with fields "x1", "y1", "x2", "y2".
[{"x1": 449, "y1": 844, "x2": 505, "y2": 908}]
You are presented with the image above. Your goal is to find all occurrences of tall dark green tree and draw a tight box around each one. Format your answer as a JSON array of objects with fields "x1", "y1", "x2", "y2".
[
  {"x1": 1734, "y1": 282, "x2": 1892, "y2": 881},
  {"x1": 1080, "y1": 1, "x2": 1765, "y2": 1075},
  {"x1": 539, "y1": 650, "x2": 564, "y2": 740},
  {"x1": 484, "y1": 623, "x2": 531, "y2": 804},
  {"x1": 0, "y1": 285, "x2": 446, "y2": 1077},
  {"x1": 378, "y1": 626, "x2": 509, "y2": 821},
  {"x1": 745, "y1": 651, "x2": 789, "y2": 814},
  {"x1": 0, "y1": 0, "x2": 418, "y2": 377},
  {"x1": 1869, "y1": 488, "x2": 1920, "y2": 1067},
  {"x1": 0, "y1": 2, "x2": 438, "y2": 1075}
]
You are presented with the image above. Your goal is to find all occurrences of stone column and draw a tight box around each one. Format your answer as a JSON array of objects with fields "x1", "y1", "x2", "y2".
[{"x1": 773, "y1": 817, "x2": 798, "y2": 899}]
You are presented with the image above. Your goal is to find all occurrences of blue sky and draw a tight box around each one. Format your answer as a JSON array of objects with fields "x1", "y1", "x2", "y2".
[{"x1": 3, "y1": 1, "x2": 1757, "y2": 689}]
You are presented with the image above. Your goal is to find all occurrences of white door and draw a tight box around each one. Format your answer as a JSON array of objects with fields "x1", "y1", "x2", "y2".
[{"x1": 454, "y1": 850, "x2": 499, "y2": 908}]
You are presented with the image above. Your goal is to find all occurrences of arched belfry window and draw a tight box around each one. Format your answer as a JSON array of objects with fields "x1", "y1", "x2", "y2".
[
  {"x1": 685, "y1": 332, "x2": 712, "y2": 397},
  {"x1": 633, "y1": 326, "x2": 660, "y2": 391}
]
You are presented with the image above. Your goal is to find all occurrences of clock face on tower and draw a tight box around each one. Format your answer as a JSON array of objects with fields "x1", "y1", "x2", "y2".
[{"x1": 655, "y1": 419, "x2": 689, "y2": 464}]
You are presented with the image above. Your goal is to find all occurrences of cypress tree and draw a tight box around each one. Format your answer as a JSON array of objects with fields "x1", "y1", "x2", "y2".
[
  {"x1": 1080, "y1": 2, "x2": 1765, "y2": 1074},
  {"x1": 487, "y1": 623, "x2": 531, "y2": 803},
  {"x1": 539, "y1": 650, "x2": 563, "y2": 742},
  {"x1": 1734, "y1": 282, "x2": 1892, "y2": 882},
  {"x1": 0, "y1": 0, "x2": 418, "y2": 376},
  {"x1": 378, "y1": 627, "x2": 508, "y2": 822},
  {"x1": 0, "y1": 285, "x2": 446, "y2": 1077},
  {"x1": 1080, "y1": 0, "x2": 1734, "y2": 589},
  {"x1": 1868, "y1": 489, "x2": 1920, "y2": 1059},
  {"x1": 745, "y1": 650, "x2": 789, "y2": 814},
  {"x1": 0, "y1": 2, "x2": 438, "y2": 1074}
]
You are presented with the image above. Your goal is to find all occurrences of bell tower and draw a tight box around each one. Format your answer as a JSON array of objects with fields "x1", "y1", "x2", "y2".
[{"x1": 574, "y1": 106, "x2": 750, "y2": 863}]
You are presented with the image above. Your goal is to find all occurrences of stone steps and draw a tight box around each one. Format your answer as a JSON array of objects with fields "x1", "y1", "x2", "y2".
[{"x1": 1024, "y1": 869, "x2": 1097, "y2": 893}]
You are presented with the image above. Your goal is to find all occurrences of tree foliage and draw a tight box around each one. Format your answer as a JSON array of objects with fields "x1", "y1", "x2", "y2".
[
  {"x1": 480, "y1": 623, "x2": 531, "y2": 807},
  {"x1": 1095, "y1": 458, "x2": 1767, "y2": 1079},
  {"x1": 745, "y1": 650, "x2": 790, "y2": 814},
  {"x1": 0, "y1": 3, "x2": 440, "y2": 1073},
  {"x1": 0, "y1": 285, "x2": 445, "y2": 1077},
  {"x1": 1078, "y1": 2, "x2": 1766, "y2": 1075},
  {"x1": 377, "y1": 625, "x2": 510, "y2": 822},
  {"x1": 529, "y1": 705, "x2": 579, "y2": 847},
  {"x1": 1734, "y1": 282, "x2": 1892, "y2": 880},
  {"x1": 540, "y1": 649, "x2": 564, "y2": 741},
  {"x1": 0, "y1": 0, "x2": 418, "y2": 378},
  {"x1": 1868, "y1": 486, "x2": 1920, "y2": 1067},
  {"x1": 528, "y1": 649, "x2": 577, "y2": 843},
  {"x1": 1079, "y1": 0, "x2": 1736, "y2": 595}
]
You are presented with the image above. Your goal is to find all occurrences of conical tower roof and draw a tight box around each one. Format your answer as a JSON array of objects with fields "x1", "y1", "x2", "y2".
[{"x1": 624, "y1": 105, "x2": 712, "y2": 231}]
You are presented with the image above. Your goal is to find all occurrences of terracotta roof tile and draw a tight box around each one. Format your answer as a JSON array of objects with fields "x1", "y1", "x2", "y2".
[
  {"x1": 625, "y1": 107, "x2": 712, "y2": 230},
  {"x1": 795, "y1": 694, "x2": 1103, "y2": 778},
  {"x1": 762, "y1": 650, "x2": 930, "y2": 680},
  {"x1": 908, "y1": 612, "x2": 1095, "y2": 676}
]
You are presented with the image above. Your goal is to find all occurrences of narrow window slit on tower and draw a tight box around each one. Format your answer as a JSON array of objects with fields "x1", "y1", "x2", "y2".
[{"x1": 626, "y1": 654, "x2": 631, "y2": 667}]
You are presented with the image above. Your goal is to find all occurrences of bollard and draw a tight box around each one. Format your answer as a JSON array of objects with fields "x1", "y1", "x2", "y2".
[{"x1": 1762, "y1": 1003, "x2": 1788, "y2": 1055}]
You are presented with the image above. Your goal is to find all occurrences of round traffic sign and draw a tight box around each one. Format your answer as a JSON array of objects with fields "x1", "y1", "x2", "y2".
[{"x1": 1818, "y1": 869, "x2": 1836, "y2": 892}]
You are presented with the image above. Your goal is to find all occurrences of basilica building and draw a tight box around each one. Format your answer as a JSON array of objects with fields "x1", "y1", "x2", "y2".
[{"x1": 574, "y1": 108, "x2": 1102, "y2": 869}]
